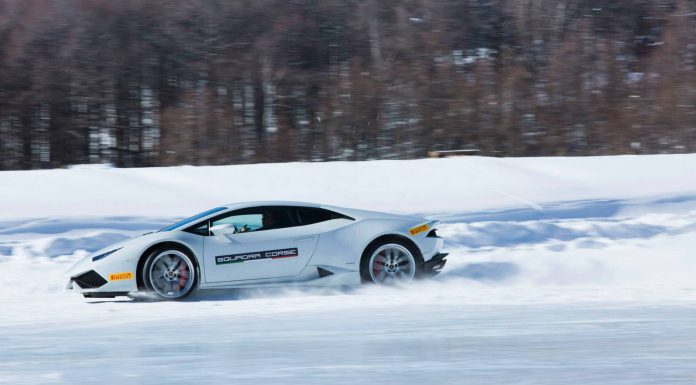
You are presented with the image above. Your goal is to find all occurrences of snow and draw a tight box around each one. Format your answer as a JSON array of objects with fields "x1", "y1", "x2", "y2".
[
  {"x1": 1, "y1": 154, "x2": 696, "y2": 384},
  {"x1": 1, "y1": 154, "x2": 695, "y2": 220}
]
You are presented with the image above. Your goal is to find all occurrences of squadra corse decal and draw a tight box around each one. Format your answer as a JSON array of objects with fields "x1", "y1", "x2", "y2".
[
  {"x1": 409, "y1": 224, "x2": 429, "y2": 236},
  {"x1": 216, "y1": 248, "x2": 299, "y2": 265}
]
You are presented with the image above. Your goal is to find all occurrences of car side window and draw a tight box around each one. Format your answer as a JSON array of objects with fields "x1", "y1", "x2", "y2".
[
  {"x1": 293, "y1": 207, "x2": 351, "y2": 226},
  {"x1": 211, "y1": 213, "x2": 263, "y2": 233},
  {"x1": 294, "y1": 207, "x2": 331, "y2": 225},
  {"x1": 209, "y1": 207, "x2": 294, "y2": 235}
]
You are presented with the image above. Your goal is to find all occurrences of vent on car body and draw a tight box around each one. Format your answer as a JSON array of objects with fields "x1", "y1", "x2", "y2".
[
  {"x1": 317, "y1": 267, "x2": 334, "y2": 278},
  {"x1": 72, "y1": 270, "x2": 108, "y2": 289},
  {"x1": 426, "y1": 229, "x2": 439, "y2": 238}
]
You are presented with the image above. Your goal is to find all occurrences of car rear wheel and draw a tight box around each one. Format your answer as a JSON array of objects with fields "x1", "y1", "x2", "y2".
[
  {"x1": 142, "y1": 247, "x2": 197, "y2": 300},
  {"x1": 361, "y1": 238, "x2": 423, "y2": 285}
]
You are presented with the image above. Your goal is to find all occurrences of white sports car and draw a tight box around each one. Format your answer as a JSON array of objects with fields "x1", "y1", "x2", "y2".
[{"x1": 65, "y1": 201, "x2": 447, "y2": 300}]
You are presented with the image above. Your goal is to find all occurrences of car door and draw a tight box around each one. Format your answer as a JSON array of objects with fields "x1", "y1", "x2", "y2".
[{"x1": 203, "y1": 207, "x2": 320, "y2": 283}]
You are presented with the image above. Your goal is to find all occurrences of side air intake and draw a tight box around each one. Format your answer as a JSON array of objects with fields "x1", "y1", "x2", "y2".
[
  {"x1": 72, "y1": 270, "x2": 108, "y2": 289},
  {"x1": 317, "y1": 267, "x2": 334, "y2": 278}
]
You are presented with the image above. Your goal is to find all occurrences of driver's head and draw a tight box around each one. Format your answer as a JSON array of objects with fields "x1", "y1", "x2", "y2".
[{"x1": 262, "y1": 210, "x2": 278, "y2": 228}]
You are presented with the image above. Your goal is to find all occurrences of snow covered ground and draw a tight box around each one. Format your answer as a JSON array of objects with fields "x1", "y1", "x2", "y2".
[{"x1": 1, "y1": 155, "x2": 696, "y2": 384}]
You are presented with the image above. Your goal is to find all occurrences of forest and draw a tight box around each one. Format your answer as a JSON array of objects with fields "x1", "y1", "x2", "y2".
[{"x1": 0, "y1": 0, "x2": 694, "y2": 169}]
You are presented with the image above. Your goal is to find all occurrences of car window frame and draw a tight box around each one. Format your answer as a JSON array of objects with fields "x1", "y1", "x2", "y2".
[{"x1": 184, "y1": 206, "x2": 300, "y2": 236}]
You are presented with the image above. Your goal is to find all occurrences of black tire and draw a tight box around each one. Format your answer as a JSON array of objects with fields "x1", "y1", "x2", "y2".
[
  {"x1": 141, "y1": 246, "x2": 198, "y2": 300},
  {"x1": 360, "y1": 236, "x2": 424, "y2": 284}
]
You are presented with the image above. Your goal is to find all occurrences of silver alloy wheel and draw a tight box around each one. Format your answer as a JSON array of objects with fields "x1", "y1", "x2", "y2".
[
  {"x1": 148, "y1": 250, "x2": 195, "y2": 299},
  {"x1": 368, "y1": 244, "x2": 416, "y2": 284}
]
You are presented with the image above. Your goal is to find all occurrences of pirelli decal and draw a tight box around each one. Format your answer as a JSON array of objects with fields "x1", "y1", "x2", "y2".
[
  {"x1": 109, "y1": 272, "x2": 134, "y2": 281},
  {"x1": 409, "y1": 223, "x2": 429, "y2": 236},
  {"x1": 216, "y1": 247, "x2": 299, "y2": 265}
]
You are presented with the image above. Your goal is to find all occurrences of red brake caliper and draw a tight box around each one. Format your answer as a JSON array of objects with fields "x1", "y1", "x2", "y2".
[
  {"x1": 373, "y1": 258, "x2": 382, "y2": 277},
  {"x1": 178, "y1": 264, "x2": 189, "y2": 289}
]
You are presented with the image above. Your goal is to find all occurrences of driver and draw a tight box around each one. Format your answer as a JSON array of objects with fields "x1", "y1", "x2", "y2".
[{"x1": 257, "y1": 209, "x2": 281, "y2": 231}]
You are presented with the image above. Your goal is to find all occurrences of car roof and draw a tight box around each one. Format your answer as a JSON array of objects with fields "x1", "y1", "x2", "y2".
[
  {"x1": 223, "y1": 201, "x2": 424, "y2": 222},
  {"x1": 164, "y1": 201, "x2": 427, "y2": 232},
  {"x1": 222, "y1": 201, "x2": 322, "y2": 210}
]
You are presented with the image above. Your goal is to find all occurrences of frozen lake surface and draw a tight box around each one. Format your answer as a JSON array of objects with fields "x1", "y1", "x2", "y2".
[{"x1": 2, "y1": 296, "x2": 696, "y2": 385}]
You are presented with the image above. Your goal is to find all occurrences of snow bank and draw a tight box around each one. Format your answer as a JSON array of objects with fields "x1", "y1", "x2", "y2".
[{"x1": 1, "y1": 154, "x2": 694, "y2": 220}]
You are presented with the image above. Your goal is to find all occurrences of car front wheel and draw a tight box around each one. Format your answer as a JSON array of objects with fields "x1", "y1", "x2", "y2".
[{"x1": 142, "y1": 247, "x2": 197, "y2": 300}]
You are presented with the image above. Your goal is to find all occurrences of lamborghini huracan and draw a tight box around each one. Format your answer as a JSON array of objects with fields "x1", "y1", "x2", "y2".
[{"x1": 65, "y1": 201, "x2": 447, "y2": 300}]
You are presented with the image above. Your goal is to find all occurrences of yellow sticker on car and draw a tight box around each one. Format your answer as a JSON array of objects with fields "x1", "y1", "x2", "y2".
[
  {"x1": 409, "y1": 224, "x2": 429, "y2": 236},
  {"x1": 109, "y1": 272, "x2": 134, "y2": 281}
]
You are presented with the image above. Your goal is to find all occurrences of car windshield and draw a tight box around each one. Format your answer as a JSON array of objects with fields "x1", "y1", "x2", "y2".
[{"x1": 158, "y1": 207, "x2": 227, "y2": 232}]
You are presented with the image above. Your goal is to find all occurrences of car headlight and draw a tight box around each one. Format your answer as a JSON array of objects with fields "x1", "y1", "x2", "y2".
[{"x1": 92, "y1": 248, "x2": 122, "y2": 262}]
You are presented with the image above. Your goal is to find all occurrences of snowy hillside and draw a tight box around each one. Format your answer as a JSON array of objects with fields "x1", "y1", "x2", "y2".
[
  {"x1": 1, "y1": 155, "x2": 696, "y2": 384},
  {"x1": 1, "y1": 154, "x2": 696, "y2": 220}
]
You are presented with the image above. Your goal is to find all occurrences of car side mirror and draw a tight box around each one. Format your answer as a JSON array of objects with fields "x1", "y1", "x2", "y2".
[{"x1": 210, "y1": 223, "x2": 237, "y2": 236}]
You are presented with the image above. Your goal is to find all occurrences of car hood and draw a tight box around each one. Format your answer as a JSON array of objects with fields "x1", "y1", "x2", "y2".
[
  {"x1": 89, "y1": 232, "x2": 152, "y2": 258},
  {"x1": 65, "y1": 232, "x2": 154, "y2": 278}
]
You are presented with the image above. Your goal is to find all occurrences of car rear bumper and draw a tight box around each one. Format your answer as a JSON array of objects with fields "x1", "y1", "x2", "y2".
[{"x1": 423, "y1": 252, "x2": 447, "y2": 277}]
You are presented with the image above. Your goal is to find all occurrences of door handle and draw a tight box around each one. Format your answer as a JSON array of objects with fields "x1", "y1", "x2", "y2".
[{"x1": 293, "y1": 236, "x2": 316, "y2": 242}]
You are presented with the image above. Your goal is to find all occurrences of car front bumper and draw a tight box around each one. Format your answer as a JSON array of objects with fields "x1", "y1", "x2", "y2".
[{"x1": 65, "y1": 252, "x2": 139, "y2": 297}]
